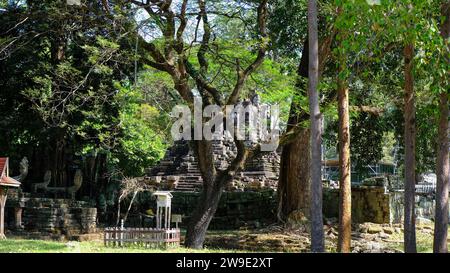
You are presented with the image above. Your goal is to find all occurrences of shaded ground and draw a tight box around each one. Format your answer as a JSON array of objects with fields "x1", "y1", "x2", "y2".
[
  {"x1": 1, "y1": 223, "x2": 448, "y2": 253},
  {"x1": 204, "y1": 222, "x2": 450, "y2": 253}
]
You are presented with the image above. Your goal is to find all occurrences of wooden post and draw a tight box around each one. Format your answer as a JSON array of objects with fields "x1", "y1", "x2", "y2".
[
  {"x1": 14, "y1": 207, "x2": 22, "y2": 229},
  {"x1": 165, "y1": 206, "x2": 168, "y2": 229},
  {"x1": 120, "y1": 219, "x2": 124, "y2": 247},
  {"x1": 104, "y1": 227, "x2": 108, "y2": 247},
  {"x1": 0, "y1": 187, "x2": 7, "y2": 240},
  {"x1": 167, "y1": 205, "x2": 171, "y2": 229}
]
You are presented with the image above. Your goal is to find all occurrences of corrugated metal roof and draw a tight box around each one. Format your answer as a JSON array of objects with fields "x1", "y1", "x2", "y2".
[
  {"x1": 0, "y1": 157, "x2": 21, "y2": 187},
  {"x1": 0, "y1": 176, "x2": 20, "y2": 187},
  {"x1": 0, "y1": 157, "x2": 7, "y2": 177}
]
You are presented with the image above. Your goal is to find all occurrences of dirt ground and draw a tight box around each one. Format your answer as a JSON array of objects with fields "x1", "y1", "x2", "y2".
[
  {"x1": 5, "y1": 221, "x2": 448, "y2": 253},
  {"x1": 203, "y1": 221, "x2": 447, "y2": 253}
]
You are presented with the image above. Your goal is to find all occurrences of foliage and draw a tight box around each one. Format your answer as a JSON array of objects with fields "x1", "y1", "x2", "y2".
[{"x1": 112, "y1": 83, "x2": 168, "y2": 177}]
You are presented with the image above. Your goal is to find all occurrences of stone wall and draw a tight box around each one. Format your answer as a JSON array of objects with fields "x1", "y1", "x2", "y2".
[
  {"x1": 323, "y1": 186, "x2": 390, "y2": 224},
  {"x1": 23, "y1": 206, "x2": 97, "y2": 235},
  {"x1": 324, "y1": 186, "x2": 450, "y2": 224},
  {"x1": 170, "y1": 190, "x2": 277, "y2": 230},
  {"x1": 6, "y1": 197, "x2": 97, "y2": 235},
  {"x1": 389, "y1": 191, "x2": 450, "y2": 224}
]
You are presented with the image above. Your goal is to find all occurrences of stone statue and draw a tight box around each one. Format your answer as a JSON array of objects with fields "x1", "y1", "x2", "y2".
[
  {"x1": 250, "y1": 91, "x2": 260, "y2": 106},
  {"x1": 32, "y1": 170, "x2": 51, "y2": 193},
  {"x1": 46, "y1": 169, "x2": 83, "y2": 199},
  {"x1": 67, "y1": 170, "x2": 83, "y2": 199},
  {"x1": 12, "y1": 157, "x2": 29, "y2": 183}
]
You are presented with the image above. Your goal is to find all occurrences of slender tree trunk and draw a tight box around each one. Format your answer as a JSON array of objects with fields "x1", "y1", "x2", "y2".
[
  {"x1": 434, "y1": 92, "x2": 449, "y2": 253},
  {"x1": 337, "y1": 55, "x2": 351, "y2": 253},
  {"x1": 433, "y1": 1, "x2": 450, "y2": 253},
  {"x1": 308, "y1": 0, "x2": 324, "y2": 252},
  {"x1": 123, "y1": 190, "x2": 138, "y2": 225},
  {"x1": 403, "y1": 42, "x2": 417, "y2": 253},
  {"x1": 50, "y1": 129, "x2": 67, "y2": 188}
]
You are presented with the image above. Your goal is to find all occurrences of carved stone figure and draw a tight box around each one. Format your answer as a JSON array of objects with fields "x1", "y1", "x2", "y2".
[
  {"x1": 12, "y1": 157, "x2": 28, "y2": 183},
  {"x1": 67, "y1": 170, "x2": 83, "y2": 199},
  {"x1": 46, "y1": 169, "x2": 83, "y2": 199},
  {"x1": 32, "y1": 170, "x2": 51, "y2": 193}
]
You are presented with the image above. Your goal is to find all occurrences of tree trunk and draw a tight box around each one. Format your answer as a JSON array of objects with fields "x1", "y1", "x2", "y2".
[
  {"x1": 277, "y1": 31, "x2": 334, "y2": 223},
  {"x1": 278, "y1": 126, "x2": 310, "y2": 221},
  {"x1": 433, "y1": 2, "x2": 450, "y2": 253},
  {"x1": 50, "y1": 129, "x2": 67, "y2": 188},
  {"x1": 184, "y1": 140, "x2": 225, "y2": 249},
  {"x1": 337, "y1": 57, "x2": 351, "y2": 253},
  {"x1": 403, "y1": 42, "x2": 417, "y2": 253},
  {"x1": 123, "y1": 191, "x2": 138, "y2": 225},
  {"x1": 308, "y1": 0, "x2": 324, "y2": 252},
  {"x1": 184, "y1": 139, "x2": 248, "y2": 249},
  {"x1": 277, "y1": 62, "x2": 311, "y2": 221},
  {"x1": 184, "y1": 177, "x2": 227, "y2": 249},
  {"x1": 434, "y1": 92, "x2": 449, "y2": 253}
]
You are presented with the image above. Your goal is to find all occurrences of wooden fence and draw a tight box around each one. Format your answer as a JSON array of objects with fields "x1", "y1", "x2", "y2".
[{"x1": 104, "y1": 227, "x2": 180, "y2": 248}]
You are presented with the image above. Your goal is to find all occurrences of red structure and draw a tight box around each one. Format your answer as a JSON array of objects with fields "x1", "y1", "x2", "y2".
[{"x1": 0, "y1": 158, "x2": 21, "y2": 239}]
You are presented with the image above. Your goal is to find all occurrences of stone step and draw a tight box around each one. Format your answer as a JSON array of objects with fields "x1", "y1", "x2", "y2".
[
  {"x1": 179, "y1": 181, "x2": 202, "y2": 185},
  {"x1": 177, "y1": 183, "x2": 203, "y2": 188},
  {"x1": 175, "y1": 184, "x2": 200, "y2": 189},
  {"x1": 179, "y1": 176, "x2": 202, "y2": 180}
]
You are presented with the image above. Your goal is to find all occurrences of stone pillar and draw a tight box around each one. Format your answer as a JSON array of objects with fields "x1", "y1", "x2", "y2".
[
  {"x1": 14, "y1": 207, "x2": 23, "y2": 230},
  {"x1": 0, "y1": 188, "x2": 7, "y2": 239}
]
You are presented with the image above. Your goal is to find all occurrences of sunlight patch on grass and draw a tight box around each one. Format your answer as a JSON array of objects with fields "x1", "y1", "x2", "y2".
[
  {"x1": 0, "y1": 239, "x2": 243, "y2": 253},
  {"x1": 386, "y1": 226, "x2": 450, "y2": 253}
]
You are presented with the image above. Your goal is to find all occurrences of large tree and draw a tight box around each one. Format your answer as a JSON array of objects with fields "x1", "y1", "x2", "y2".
[
  {"x1": 0, "y1": 1, "x2": 143, "y2": 188},
  {"x1": 0, "y1": 1, "x2": 169, "y2": 216},
  {"x1": 128, "y1": 0, "x2": 269, "y2": 248},
  {"x1": 270, "y1": 0, "x2": 335, "y2": 224}
]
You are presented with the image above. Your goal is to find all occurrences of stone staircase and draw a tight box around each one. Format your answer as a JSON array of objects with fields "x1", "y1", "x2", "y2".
[
  {"x1": 174, "y1": 160, "x2": 203, "y2": 192},
  {"x1": 146, "y1": 139, "x2": 281, "y2": 192}
]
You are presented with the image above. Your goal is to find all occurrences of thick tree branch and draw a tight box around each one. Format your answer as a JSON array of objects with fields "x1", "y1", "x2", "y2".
[{"x1": 226, "y1": 0, "x2": 268, "y2": 105}]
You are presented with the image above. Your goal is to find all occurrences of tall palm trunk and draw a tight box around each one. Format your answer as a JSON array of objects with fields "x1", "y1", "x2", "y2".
[
  {"x1": 308, "y1": 0, "x2": 324, "y2": 252},
  {"x1": 433, "y1": 0, "x2": 450, "y2": 253},
  {"x1": 403, "y1": 42, "x2": 417, "y2": 253}
]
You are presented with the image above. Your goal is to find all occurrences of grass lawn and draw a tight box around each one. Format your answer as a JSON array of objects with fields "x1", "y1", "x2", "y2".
[
  {"x1": 1, "y1": 226, "x2": 448, "y2": 253},
  {"x1": 386, "y1": 226, "x2": 450, "y2": 253},
  {"x1": 0, "y1": 239, "x2": 245, "y2": 253}
]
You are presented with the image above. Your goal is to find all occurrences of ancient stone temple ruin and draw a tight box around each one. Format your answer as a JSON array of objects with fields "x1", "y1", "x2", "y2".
[
  {"x1": 145, "y1": 95, "x2": 281, "y2": 193},
  {"x1": 138, "y1": 139, "x2": 281, "y2": 229},
  {"x1": 143, "y1": 139, "x2": 446, "y2": 229},
  {"x1": 146, "y1": 140, "x2": 280, "y2": 192}
]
